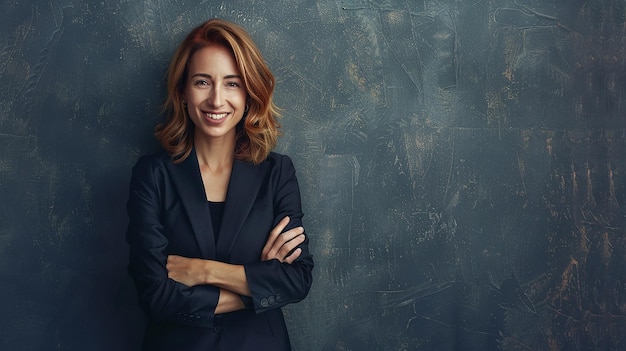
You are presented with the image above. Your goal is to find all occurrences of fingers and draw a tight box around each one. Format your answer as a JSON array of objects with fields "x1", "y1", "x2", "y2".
[
  {"x1": 262, "y1": 226, "x2": 306, "y2": 262},
  {"x1": 166, "y1": 255, "x2": 187, "y2": 278},
  {"x1": 166, "y1": 255, "x2": 182, "y2": 283},
  {"x1": 282, "y1": 248, "x2": 302, "y2": 264},
  {"x1": 166, "y1": 255, "x2": 180, "y2": 269},
  {"x1": 262, "y1": 226, "x2": 302, "y2": 261},
  {"x1": 261, "y1": 216, "x2": 290, "y2": 258}
]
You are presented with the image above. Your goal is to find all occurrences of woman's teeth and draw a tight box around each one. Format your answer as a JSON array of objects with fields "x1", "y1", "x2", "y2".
[{"x1": 206, "y1": 112, "x2": 227, "y2": 120}]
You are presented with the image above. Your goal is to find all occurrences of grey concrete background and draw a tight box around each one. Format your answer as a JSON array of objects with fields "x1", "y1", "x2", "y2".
[{"x1": 1, "y1": 1, "x2": 625, "y2": 350}]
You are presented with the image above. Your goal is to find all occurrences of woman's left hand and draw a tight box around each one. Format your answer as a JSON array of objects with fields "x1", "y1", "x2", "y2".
[
  {"x1": 167, "y1": 255, "x2": 207, "y2": 287},
  {"x1": 261, "y1": 216, "x2": 306, "y2": 263}
]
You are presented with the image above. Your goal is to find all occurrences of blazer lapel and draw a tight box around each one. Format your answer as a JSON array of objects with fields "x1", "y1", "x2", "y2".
[
  {"x1": 164, "y1": 148, "x2": 216, "y2": 259},
  {"x1": 217, "y1": 159, "x2": 269, "y2": 260}
]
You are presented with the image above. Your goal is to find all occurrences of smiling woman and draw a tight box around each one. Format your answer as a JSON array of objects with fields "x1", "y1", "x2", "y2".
[{"x1": 125, "y1": 18, "x2": 313, "y2": 351}]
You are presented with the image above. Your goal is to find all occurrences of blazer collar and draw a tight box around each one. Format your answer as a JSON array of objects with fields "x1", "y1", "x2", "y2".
[
  {"x1": 217, "y1": 158, "x2": 269, "y2": 260},
  {"x1": 165, "y1": 148, "x2": 269, "y2": 260},
  {"x1": 165, "y1": 148, "x2": 215, "y2": 258}
]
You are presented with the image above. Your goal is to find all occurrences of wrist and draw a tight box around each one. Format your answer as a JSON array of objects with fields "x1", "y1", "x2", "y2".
[{"x1": 203, "y1": 260, "x2": 214, "y2": 285}]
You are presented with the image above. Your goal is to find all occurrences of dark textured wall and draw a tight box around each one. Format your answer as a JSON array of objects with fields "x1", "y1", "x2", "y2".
[{"x1": 1, "y1": 1, "x2": 625, "y2": 350}]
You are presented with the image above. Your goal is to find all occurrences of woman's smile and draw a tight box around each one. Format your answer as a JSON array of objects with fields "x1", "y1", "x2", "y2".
[{"x1": 204, "y1": 112, "x2": 229, "y2": 120}]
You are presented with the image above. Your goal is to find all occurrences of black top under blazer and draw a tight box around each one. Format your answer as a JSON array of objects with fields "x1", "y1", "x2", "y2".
[{"x1": 126, "y1": 148, "x2": 314, "y2": 351}]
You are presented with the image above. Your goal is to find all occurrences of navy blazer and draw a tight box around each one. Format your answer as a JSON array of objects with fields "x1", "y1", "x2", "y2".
[{"x1": 126, "y1": 149, "x2": 314, "y2": 351}]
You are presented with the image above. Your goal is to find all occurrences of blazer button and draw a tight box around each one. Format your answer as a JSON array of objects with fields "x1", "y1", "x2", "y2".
[
  {"x1": 260, "y1": 298, "x2": 269, "y2": 307},
  {"x1": 213, "y1": 326, "x2": 223, "y2": 333},
  {"x1": 268, "y1": 296, "x2": 275, "y2": 305}
]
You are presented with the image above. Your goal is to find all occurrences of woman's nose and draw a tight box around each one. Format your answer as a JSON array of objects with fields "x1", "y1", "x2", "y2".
[{"x1": 207, "y1": 86, "x2": 223, "y2": 107}]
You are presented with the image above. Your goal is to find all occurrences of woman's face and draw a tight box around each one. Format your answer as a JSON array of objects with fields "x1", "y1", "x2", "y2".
[{"x1": 184, "y1": 44, "x2": 247, "y2": 142}]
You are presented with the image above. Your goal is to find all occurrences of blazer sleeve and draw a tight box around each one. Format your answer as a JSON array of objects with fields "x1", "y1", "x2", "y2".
[
  {"x1": 243, "y1": 154, "x2": 314, "y2": 313},
  {"x1": 125, "y1": 156, "x2": 220, "y2": 328}
]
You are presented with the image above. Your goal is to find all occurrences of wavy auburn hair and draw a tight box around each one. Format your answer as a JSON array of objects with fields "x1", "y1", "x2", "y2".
[{"x1": 155, "y1": 18, "x2": 281, "y2": 164}]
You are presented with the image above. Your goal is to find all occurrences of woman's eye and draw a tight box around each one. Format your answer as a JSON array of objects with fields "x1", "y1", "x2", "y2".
[
  {"x1": 226, "y1": 82, "x2": 241, "y2": 88},
  {"x1": 193, "y1": 80, "x2": 210, "y2": 86}
]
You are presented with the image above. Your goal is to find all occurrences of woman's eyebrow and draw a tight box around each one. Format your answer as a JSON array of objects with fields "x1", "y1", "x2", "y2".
[{"x1": 190, "y1": 73, "x2": 242, "y2": 80}]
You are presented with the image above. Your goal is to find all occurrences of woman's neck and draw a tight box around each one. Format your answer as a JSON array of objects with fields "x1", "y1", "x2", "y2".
[
  {"x1": 194, "y1": 133, "x2": 235, "y2": 202},
  {"x1": 194, "y1": 133, "x2": 236, "y2": 172}
]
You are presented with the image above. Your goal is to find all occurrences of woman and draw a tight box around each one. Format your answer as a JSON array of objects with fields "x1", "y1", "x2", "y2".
[{"x1": 125, "y1": 18, "x2": 313, "y2": 350}]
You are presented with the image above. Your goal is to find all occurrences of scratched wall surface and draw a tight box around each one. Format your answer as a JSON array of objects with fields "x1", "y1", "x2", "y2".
[{"x1": 1, "y1": 0, "x2": 625, "y2": 350}]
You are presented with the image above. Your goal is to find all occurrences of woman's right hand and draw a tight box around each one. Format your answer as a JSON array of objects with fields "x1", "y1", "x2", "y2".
[{"x1": 261, "y1": 216, "x2": 305, "y2": 264}]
